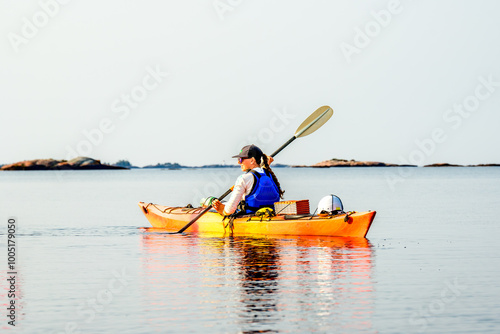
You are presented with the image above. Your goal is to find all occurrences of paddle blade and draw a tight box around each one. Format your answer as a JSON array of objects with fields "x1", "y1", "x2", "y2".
[{"x1": 294, "y1": 106, "x2": 333, "y2": 138}]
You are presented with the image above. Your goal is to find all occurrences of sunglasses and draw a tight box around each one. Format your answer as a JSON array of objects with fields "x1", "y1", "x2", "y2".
[{"x1": 238, "y1": 157, "x2": 248, "y2": 164}]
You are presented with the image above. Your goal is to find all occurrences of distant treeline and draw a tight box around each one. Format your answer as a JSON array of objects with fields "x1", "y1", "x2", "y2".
[{"x1": 112, "y1": 160, "x2": 290, "y2": 169}]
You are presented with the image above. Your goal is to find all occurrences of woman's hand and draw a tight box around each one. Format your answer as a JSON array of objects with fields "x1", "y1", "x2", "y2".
[
  {"x1": 212, "y1": 199, "x2": 225, "y2": 216},
  {"x1": 266, "y1": 155, "x2": 274, "y2": 165}
]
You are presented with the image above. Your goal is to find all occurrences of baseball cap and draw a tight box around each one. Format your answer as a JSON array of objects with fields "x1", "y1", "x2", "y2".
[{"x1": 232, "y1": 145, "x2": 263, "y2": 159}]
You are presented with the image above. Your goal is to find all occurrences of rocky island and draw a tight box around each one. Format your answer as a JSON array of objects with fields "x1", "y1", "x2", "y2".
[
  {"x1": 294, "y1": 158, "x2": 416, "y2": 168},
  {"x1": 0, "y1": 157, "x2": 127, "y2": 170}
]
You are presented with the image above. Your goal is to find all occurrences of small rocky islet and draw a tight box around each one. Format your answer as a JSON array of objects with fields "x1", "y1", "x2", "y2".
[
  {"x1": 299, "y1": 158, "x2": 412, "y2": 168},
  {"x1": 0, "y1": 157, "x2": 126, "y2": 170}
]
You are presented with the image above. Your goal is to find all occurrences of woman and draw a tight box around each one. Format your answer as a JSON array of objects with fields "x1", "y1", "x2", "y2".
[{"x1": 212, "y1": 145, "x2": 284, "y2": 216}]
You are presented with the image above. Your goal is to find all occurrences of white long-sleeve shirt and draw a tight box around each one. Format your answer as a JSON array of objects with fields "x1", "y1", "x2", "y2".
[{"x1": 223, "y1": 167, "x2": 265, "y2": 215}]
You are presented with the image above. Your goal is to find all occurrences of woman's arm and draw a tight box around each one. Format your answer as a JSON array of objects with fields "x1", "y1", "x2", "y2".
[{"x1": 213, "y1": 173, "x2": 253, "y2": 215}]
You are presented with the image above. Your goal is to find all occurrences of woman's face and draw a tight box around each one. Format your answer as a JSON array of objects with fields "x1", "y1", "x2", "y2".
[{"x1": 238, "y1": 157, "x2": 256, "y2": 171}]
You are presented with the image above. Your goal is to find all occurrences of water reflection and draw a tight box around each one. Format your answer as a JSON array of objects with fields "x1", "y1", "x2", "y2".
[
  {"x1": 231, "y1": 237, "x2": 280, "y2": 333},
  {"x1": 140, "y1": 230, "x2": 374, "y2": 333}
]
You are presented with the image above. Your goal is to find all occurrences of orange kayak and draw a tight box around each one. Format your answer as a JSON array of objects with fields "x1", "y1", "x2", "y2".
[{"x1": 138, "y1": 202, "x2": 376, "y2": 237}]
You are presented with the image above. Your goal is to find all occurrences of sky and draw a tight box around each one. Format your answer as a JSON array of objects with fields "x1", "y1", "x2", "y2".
[{"x1": 1, "y1": 0, "x2": 500, "y2": 167}]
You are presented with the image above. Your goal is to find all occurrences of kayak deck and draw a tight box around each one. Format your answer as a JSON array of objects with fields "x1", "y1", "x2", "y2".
[{"x1": 138, "y1": 202, "x2": 376, "y2": 238}]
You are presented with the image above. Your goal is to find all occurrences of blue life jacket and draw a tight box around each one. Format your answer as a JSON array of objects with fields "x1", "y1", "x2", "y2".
[{"x1": 243, "y1": 169, "x2": 281, "y2": 214}]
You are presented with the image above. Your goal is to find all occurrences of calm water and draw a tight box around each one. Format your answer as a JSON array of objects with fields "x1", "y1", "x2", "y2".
[{"x1": 1, "y1": 167, "x2": 499, "y2": 333}]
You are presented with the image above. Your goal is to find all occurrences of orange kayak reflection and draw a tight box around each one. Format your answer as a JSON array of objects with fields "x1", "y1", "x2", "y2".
[{"x1": 139, "y1": 232, "x2": 375, "y2": 332}]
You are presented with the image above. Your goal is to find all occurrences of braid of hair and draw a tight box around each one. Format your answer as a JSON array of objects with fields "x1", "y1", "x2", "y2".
[{"x1": 261, "y1": 155, "x2": 285, "y2": 198}]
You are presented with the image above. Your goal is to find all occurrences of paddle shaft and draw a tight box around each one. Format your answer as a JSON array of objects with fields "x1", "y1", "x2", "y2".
[
  {"x1": 270, "y1": 107, "x2": 330, "y2": 157},
  {"x1": 176, "y1": 188, "x2": 232, "y2": 233},
  {"x1": 270, "y1": 136, "x2": 296, "y2": 158}
]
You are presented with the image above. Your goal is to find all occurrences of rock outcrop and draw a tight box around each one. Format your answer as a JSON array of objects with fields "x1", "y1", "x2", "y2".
[
  {"x1": 423, "y1": 163, "x2": 463, "y2": 167},
  {"x1": 0, "y1": 157, "x2": 127, "y2": 170},
  {"x1": 301, "y1": 158, "x2": 415, "y2": 168}
]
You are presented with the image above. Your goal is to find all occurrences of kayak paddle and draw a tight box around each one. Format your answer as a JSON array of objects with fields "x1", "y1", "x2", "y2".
[{"x1": 171, "y1": 105, "x2": 333, "y2": 234}]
